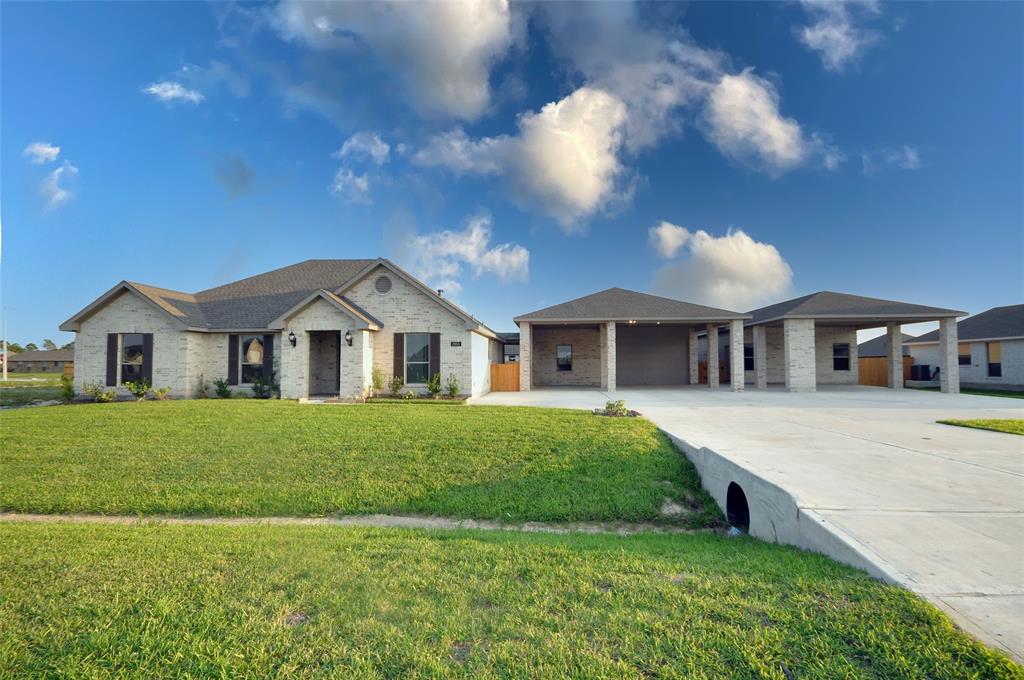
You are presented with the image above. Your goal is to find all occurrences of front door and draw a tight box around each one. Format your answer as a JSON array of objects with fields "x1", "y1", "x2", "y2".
[{"x1": 308, "y1": 331, "x2": 341, "y2": 397}]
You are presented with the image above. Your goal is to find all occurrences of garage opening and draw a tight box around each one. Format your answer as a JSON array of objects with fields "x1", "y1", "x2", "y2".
[{"x1": 726, "y1": 482, "x2": 750, "y2": 531}]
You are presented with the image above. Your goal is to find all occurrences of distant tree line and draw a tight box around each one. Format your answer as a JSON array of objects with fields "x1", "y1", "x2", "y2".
[{"x1": 2, "y1": 339, "x2": 74, "y2": 353}]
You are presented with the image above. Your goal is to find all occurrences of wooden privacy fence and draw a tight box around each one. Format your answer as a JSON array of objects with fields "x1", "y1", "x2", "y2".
[
  {"x1": 490, "y1": 363, "x2": 520, "y2": 391},
  {"x1": 858, "y1": 356, "x2": 912, "y2": 387}
]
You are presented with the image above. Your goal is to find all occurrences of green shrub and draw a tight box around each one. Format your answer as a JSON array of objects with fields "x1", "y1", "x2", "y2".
[
  {"x1": 151, "y1": 387, "x2": 172, "y2": 400},
  {"x1": 389, "y1": 375, "x2": 404, "y2": 396},
  {"x1": 401, "y1": 389, "x2": 417, "y2": 400},
  {"x1": 195, "y1": 375, "x2": 210, "y2": 399},
  {"x1": 213, "y1": 379, "x2": 232, "y2": 399},
  {"x1": 122, "y1": 379, "x2": 152, "y2": 402},
  {"x1": 251, "y1": 370, "x2": 279, "y2": 399},
  {"x1": 371, "y1": 367, "x2": 385, "y2": 396},
  {"x1": 59, "y1": 374, "x2": 75, "y2": 402},
  {"x1": 604, "y1": 400, "x2": 628, "y2": 417},
  {"x1": 426, "y1": 372, "x2": 442, "y2": 399},
  {"x1": 83, "y1": 383, "x2": 116, "y2": 403},
  {"x1": 446, "y1": 373, "x2": 460, "y2": 399}
]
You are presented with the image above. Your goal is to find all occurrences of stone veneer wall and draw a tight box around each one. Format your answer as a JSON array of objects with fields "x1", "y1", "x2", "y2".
[
  {"x1": 346, "y1": 265, "x2": 473, "y2": 393},
  {"x1": 531, "y1": 326, "x2": 601, "y2": 387}
]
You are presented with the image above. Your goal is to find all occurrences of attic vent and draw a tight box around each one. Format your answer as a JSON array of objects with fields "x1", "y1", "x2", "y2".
[{"x1": 375, "y1": 275, "x2": 392, "y2": 294}]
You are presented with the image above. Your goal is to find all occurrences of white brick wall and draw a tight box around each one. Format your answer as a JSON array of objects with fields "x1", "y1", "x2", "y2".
[
  {"x1": 74, "y1": 290, "x2": 190, "y2": 397},
  {"x1": 279, "y1": 298, "x2": 366, "y2": 399},
  {"x1": 783, "y1": 319, "x2": 816, "y2": 392},
  {"x1": 532, "y1": 326, "x2": 601, "y2": 387},
  {"x1": 347, "y1": 265, "x2": 474, "y2": 394},
  {"x1": 909, "y1": 338, "x2": 1023, "y2": 390}
]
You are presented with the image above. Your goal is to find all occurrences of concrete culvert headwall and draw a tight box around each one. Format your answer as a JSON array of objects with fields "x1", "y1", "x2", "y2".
[{"x1": 726, "y1": 482, "x2": 750, "y2": 531}]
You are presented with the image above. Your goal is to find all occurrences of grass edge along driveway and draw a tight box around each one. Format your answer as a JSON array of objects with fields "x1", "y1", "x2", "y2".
[
  {"x1": 1, "y1": 521, "x2": 1018, "y2": 679},
  {"x1": 937, "y1": 418, "x2": 1024, "y2": 436},
  {"x1": 0, "y1": 400, "x2": 721, "y2": 527}
]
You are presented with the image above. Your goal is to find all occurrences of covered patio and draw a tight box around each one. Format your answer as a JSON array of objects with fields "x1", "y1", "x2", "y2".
[{"x1": 513, "y1": 288, "x2": 750, "y2": 392}]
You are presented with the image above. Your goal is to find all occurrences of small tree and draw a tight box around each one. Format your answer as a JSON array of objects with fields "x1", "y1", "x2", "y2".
[
  {"x1": 445, "y1": 373, "x2": 460, "y2": 399},
  {"x1": 371, "y1": 367, "x2": 386, "y2": 396},
  {"x1": 389, "y1": 375, "x2": 404, "y2": 397},
  {"x1": 426, "y1": 372, "x2": 442, "y2": 399},
  {"x1": 24, "y1": 342, "x2": 38, "y2": 351},
  {"x1": 42, "y1": 339, "x2": 57, "y2": 350},
  {"x1": 122, "y1": 378, "x2": 151, "y2": 402},
  {"x1": 59, "y1": 374, "x2": 75, "y2": 402},
  {"x1": 213, "y1": 378, "x2": 232, "y2": 399}
]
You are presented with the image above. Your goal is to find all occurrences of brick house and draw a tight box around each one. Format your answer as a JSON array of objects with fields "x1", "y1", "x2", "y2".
[
  {"x1": 59, "y1": 259, "x2": 503, "y2": 399},
  {"x1": 5, "y1": 348, "x2": 74, "y2": 374},
  {"x1": 514, "y1": 289, "x2": 964, "y2": 393}
]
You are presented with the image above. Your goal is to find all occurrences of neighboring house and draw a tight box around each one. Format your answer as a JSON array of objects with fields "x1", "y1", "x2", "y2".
[
  {"x1": 857, "y1": 333, "x2": 914, "y2": 358},
  {"x1": 905, "y1": 304, "x2": 1024, "y2": 391},
  {"x1": 515, "y1": 288, "x2": 965, "y2": 393},
  {"x1": 5, "y1": 348, "x2": 74, "y2": 374},
  {"x1": 59, "y1": 259, "x2": 503, "y2": 399}
]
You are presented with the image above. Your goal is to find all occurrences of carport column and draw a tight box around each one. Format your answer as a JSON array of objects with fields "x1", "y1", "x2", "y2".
[
  {"x1": 706, "y1": 324, "x2": 719, "y2": 388},
  {"x1": 730, "y1": 320, "x2": 744, "y2": 392},
  {"x1": 519, "y1": 322, "x2": 531, "y2": 391},
  {"x1": 601, "y1": 321, "x2": 616, "y2": 392},
  {"x1": 886, "y1": 322, "x2": 904, "y2": 390},
  {"x1": 753, "y1": 325, "x2": 767, "y2": 389},
  {"x1": 783, "y1": 318, "x2": 816, "y2": 392},
  {"x1": 688, "y1": 328, "x2": 699, "y2": 385},
  {"x1": 938, "y1": 317, "x2": 960, "y2": 394}
]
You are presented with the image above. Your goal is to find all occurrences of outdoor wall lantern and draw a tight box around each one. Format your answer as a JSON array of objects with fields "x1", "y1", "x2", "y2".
[
  {"x1": 344, "y1": 330, "x2": 353, "y2": 347},
  {"x1": 288, "y1": 331, "x2": 297, "y2": 347}
]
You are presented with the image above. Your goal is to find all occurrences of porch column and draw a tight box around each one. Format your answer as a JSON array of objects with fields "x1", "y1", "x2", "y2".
[
  {"x1": 706, "y1": 324, "x2": 719, "y2": 388},
  {"x1": 938, "y1": 317, "x2": 960, "y2": 394},
  {"x1": 688, "y1": 328, "x2": 699, "y2": 385},
  {"x1": 601, "y1": 321, "x2": 616, "y2": 392},
  {"x1": 730, "y1": 320, "x2": 744, "y2": 392},
  {"x1": 519, "y1": 322, "x2": 532, "y2": 391},
  {"x1": 783, "y1": 318, "x2": 816, "y2": 392},
  {"x1": 886, "y1": 322, "x2": 903, "y2": 390},
  {"x1": 753, "y1": 325, "x2": 767, "y2": 389}
]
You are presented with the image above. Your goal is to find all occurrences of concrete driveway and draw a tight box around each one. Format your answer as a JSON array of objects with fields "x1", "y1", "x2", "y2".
[{"x1": 473, "y1": 385, "x2": 1024, "y2": 662}]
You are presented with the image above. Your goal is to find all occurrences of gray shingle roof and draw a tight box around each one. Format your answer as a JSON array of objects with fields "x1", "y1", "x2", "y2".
[
  {"x1": 747, "y1": 291, "x2": 963, "y2": 325},
  {"x1": 857, "y1": 333, "x2": 914, "y2": 358},
  {"x1": 514, "y1": 288, "x2": 747, "y2": 323},
  {"x1": 908, "y1": 304, "x2": 1024, "y2": 344}
]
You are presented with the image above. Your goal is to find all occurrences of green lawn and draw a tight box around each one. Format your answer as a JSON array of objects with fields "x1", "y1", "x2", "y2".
[
  {"x1": 911, "y1": 386, "x2": 1024, "y2": 399},
  {"x1": 0, "y1": 373, "x2": 64, "y2": 407},
  {"x1": 938, "y1": 419, "x2": 1024, "y2": 436},
  {"x1": 1, "y1": 522, "x2": 1016, "y2": 679},
  {"x1": 0, "y1": 401, "x2": 719, "y2": 526}
]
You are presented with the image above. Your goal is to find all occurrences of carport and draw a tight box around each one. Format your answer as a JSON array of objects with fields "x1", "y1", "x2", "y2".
[{"x1": 513, "y1": 288, "x2": 749, "y2": 391}]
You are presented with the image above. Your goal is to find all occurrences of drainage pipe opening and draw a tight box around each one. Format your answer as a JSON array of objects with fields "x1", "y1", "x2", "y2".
[{"x1": 726, "y1": 482, "x2": 750, "y2": 532}]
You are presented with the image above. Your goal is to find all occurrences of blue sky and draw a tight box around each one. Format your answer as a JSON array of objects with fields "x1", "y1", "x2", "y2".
[{"x1": 3, "y1": 1, "x2": 1022, "y2": 344}]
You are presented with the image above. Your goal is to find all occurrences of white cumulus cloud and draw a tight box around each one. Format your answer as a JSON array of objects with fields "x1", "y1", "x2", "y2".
[
  {"x1": 649, "y1": 221, "x2": 691, "y2": 259},
  {"x1": 41, "y1": 160, "x2": 79, "y2": 210},
  {"x1": 414, "y1": 86, "x2": 628, "y2": 228},
  {"x1": 335, "y1": 131, "x2": 390, "y2": 165},
  {"x1": 650, "y1": 225, "x2": 793, "y2": 311},
  {"x1": 329, "y1": 168, "x2": 371, "y2": 203},
  {"x1": 702, "y1": 68, "x2": 840, "y2": 175},
  {"x1": 404, "y1": 214, "x2": 529, "y2": 295},
  {"x1": 274, "y1": 0, "x2": 516, "y2": 120},
  {"x1": 22, "y1": 142, "x2": 61, "y2": 164},
  {"x1": 796, "y1": 0, "x2": 882, "y2": 72},
  {"x1": 143, "y1": 81, "x2": 205, "y2": 104}
]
